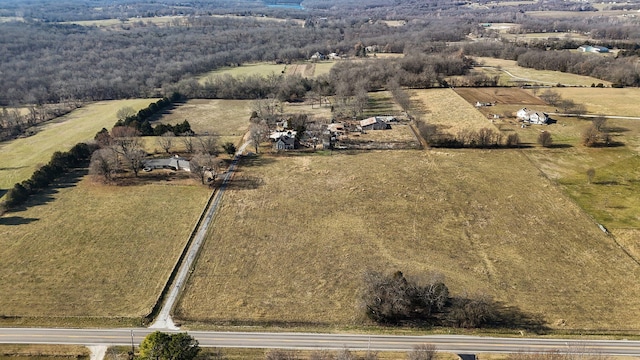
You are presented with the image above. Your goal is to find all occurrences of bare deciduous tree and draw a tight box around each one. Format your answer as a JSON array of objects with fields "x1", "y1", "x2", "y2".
[
  {"x1": 249, "y1": 121, "x2": 269, "y2": 153},
  {"x1": 111, "y1": 126, "x2": 145, "y2": 177},
  {"x1": 156, "y1": 131, "x2": 175, "y2": 154},
  {"x1": 198, "y1": 135, "x2": 219, "y2": 155},
  {"x1": 89, "y1": 148, "x2": 117, "y2": 182},
  {"x1": 190, "y1": 152, "x2": 219, "y2": 185},
  {"x1": 538, "y1": 131, "x2": 553, "y2": 147},
  {"x1": 539, "y1": 90, "x2": 561, "y2": 106},
  {"x1": 592, "y1": 116, "x2": 607, "y2": 131},
  {"x1": 117, "y1": 106, "x2": 136, "y2": 121},
  {"x1": 407, "y1": 344, "x2": 437, "y2": 360},
  {"x1": 181, "y1": 135, "x2": 196, "y2": 154},
  {"x1": 582, "y1": 125, "x2": 600, "y2": 147},
  {"x1": 586, "y1": 168, "x2": 596, "y2": 184}
]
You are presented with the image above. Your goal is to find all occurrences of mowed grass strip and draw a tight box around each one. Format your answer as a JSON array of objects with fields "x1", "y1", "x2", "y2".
[
  {"x1": 0, "y1": 173, "x2": 210, "y2": 322},
  {"x1": 0, "y1": 99, "x2": 156, "y2": 195},
  {"x1": 176, "y1": 149, "x2": 640, "y2": 330}
]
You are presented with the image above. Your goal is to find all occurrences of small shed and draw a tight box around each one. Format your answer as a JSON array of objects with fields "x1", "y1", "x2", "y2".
[{"x1": 360, "y1": 117, "x2": 391, "y2": 130}]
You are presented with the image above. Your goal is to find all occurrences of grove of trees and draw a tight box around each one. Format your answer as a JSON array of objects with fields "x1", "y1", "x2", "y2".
[{"x1": 362, "y1": 271, "x2": 499, "y2": 328}]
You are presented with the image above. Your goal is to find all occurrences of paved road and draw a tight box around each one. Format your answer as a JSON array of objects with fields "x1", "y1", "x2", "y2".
[
  {"x1": 151, "y1": 141, "x2": 251, "y2": 329},
  {"x1": 1, "y1": 328, "x2": 639, "y2": 355}
]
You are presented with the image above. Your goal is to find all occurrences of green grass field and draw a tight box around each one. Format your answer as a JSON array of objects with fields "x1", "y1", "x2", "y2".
[
  {"x1": 0, "y1": 99, "x2": 156, "y2": 198},
  {"x1": 0, "y1": 171, "x2": 210, "y2": 326}
]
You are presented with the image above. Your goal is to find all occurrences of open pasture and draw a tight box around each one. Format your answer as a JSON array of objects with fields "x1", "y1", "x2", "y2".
[
  {"x1": 175, "y1": 147, "x2": 640, "y2": 331},
  {"x1": 474, "y1": 87, "x2": 640, "y2": 235},
  {"x1": 474, "y1": 57, "x2": 611, "y2": 87},
  {"x1": 553, "y1": 87, "x2": 640, "y2": 117},
  {"x1": 412, "y1": 88, "x2": 499, "y2": 135},
  {"x1": 199, "y1": 61, "x2": 337, "y2": 83},
  {"x1": 0, "y1": 171, "x2": 210, "y2": 326},
  {"x1": 0, "y1": 99, "x2": 155, "y2": 198},
  {"x1": 153, "y1": 99, "x2": 252, "y2": 147}
]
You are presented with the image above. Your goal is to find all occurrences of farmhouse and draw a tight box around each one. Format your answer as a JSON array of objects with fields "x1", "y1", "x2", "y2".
[
  {"x1": 517, "y1": 108, "x2": 549, "y2": 125},
  {"x1": 360, "y1": 116, "x2": 393, "y2": 130},
  {"x1": 275, "y1": 134, "x2": 296, "y2": 150},
  {"x1": 578, "y1": 45, "x2": 609, "y2": 53},
  {"x1": 143, "y1": 155, "x2": 191, "y2": 172}
]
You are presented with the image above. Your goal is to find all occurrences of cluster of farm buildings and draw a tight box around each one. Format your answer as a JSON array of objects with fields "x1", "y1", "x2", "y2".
[{"x1": 270, "y1": 115, "x2": 398, "y2": 150}]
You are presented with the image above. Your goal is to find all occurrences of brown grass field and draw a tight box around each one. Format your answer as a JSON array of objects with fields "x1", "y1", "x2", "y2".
[
  {"x1": 0, "y1": 345, "x2": 89, "y2": 360},
  {"x1": 412, "y1": 89, "x2": 500, "y2": 135},
  {"x1": 153, "y1": 99, "x2": 252, "y2": 148},
  {"x1": 175, "y1": 146, "x2": 640, "y2": 330},
  {"x1": 0, "y1": 169, "x2": 210, "y2": 326}
]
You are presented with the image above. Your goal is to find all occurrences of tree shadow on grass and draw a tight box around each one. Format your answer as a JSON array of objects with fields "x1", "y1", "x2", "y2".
[
  {"x1": 237, "y1": 155, "x2": 276, "y2": 168},
  {"x1": 222, "y1": 175, "x2": 264, "y2": 191},
  {"x1": 0, "y1": 216, "x2": 39, "y2": 225},
  {"x1": 6, "y1": 168, "x2": 88, "y2": 213},
  {"x1": 491, "y1": 303, "x2": 549, "y2": 333},
  {"x1": 548, "y1": 143, "x2": 573, "y2": 149}
]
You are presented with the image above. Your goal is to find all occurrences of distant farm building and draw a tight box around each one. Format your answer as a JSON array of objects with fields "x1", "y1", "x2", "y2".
[
  {"x1": 578, "y1": 45, "x2": 609, "y2": 53},
  {"x1": 359, "y1": 116, "x2": 394, "y2": 130},
  {"x1": 517, "y1": 108, "x2": 549, "y2": 125}
]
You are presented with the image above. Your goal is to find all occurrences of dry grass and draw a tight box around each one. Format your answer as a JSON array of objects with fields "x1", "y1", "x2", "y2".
[
  {"x1": 552, "y1": 88, "x2": 640, "y2": 117},
  {"x1": 199, "y1": 61, "x2": 337, "y2": 83},
  {"x1": 412, "y1": 88, "x2": 499, "y2": 135},
  {"x1": 474, "y1": 57, "x2": 611, "y2": 87},
  {"x1": 0, "y1": 170, "x2": 210, "y2": 325},
  {"x1": 487, "y1": 88, "x2": 640, "y2": 232},
  {"x1": 0, "y1": 99, "x2": 157, "y2": 197},
  {"x1": 527, "y1": 10, "x2": 631, "y2": 18},
  {"x1": 153, "y1": 99, "x2": 252, "y2": 147},
  {"x1": 199, "y1": 63, "x2": 287, "y2": 81},
  {"x1": 0, "y1": 344, "x2": 89, "y2": 359},
  {"x1": 175, "y1": 147, "x2": 640, "y2": 330}
]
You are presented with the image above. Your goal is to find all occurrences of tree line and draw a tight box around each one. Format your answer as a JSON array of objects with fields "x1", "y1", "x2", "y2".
[
  {"x1": 113, "y1": 95, "x2": 193, "y2": 136},
  {"x1": 1, "y1": 143, "x2": 93, "y2": 214}
]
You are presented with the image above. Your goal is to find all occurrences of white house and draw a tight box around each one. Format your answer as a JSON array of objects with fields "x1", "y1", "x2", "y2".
[{"x1": 517, "y1": 108, "x2": 548, "y2": 125}]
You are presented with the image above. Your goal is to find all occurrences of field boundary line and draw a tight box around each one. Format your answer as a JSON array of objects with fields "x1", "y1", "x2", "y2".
[
  {"x1": 409, "y1": 121, "x2": 427, "y2": 149},
  {"x1": 144, "y1": 186, "x2": 218, "y2": 324}
]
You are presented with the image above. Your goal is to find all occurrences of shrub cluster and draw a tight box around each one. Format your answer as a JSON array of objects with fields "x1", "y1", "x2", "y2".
[
  {"x1": 362, "y1": 271, "x2": 498, "y2": 328},
  {"x1": 1, "y1": 143, "x2": 93, "y2": 212}
]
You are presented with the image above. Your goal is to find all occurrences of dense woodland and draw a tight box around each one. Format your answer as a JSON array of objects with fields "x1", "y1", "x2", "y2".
[{"x1": 1, "y1": 0, "x2": 640, "y2": 112}]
